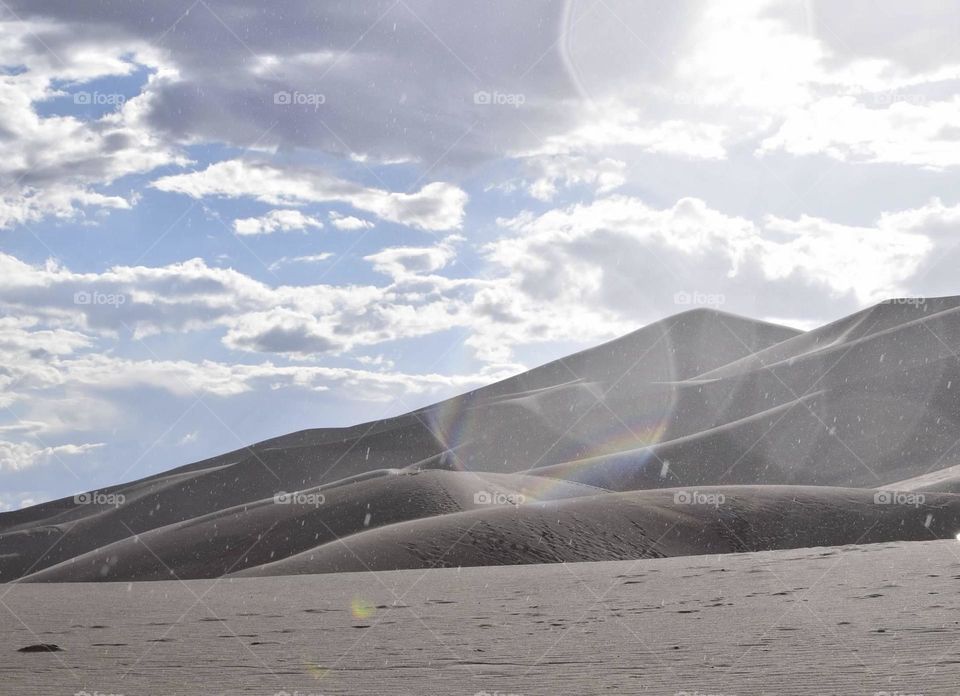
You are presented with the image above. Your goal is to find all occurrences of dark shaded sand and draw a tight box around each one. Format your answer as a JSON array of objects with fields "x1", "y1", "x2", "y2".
[{"x1": 16, "y1": 643, "x2": 62, "y2": 653}]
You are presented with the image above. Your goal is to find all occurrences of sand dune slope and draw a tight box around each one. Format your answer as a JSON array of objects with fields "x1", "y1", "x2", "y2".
[
  {"x1": 6, "y1": 297, "x2": 960, "y2": 581},
  {"x1": 223, "y1": 485, "x2": 960, "y2": 578}
]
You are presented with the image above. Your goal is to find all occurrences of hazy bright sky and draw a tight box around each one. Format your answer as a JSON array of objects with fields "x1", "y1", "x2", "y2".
[{"x1": 2, "y1": 0, "x2": 960, "y2": 507}]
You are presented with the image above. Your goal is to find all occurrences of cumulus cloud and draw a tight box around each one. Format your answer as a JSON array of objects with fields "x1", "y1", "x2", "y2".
[
  {"x1": 522, "y1": 155, "x2": 627, "y2": 202},
  {"x1": 1, "y1": 322, "x2": 510, "y2": 414},
  {"x1": 523, "y1": 109, "x2": 729, "y2": 162},
  {"x1": 4, "y1": 0, "x2": 583, "y2": 165},
  {"x1": 267, "y1": 253, "x2": 333, "y2": 271},
  {"x1": 0, "y1": 252, "x2": 400, "y2": 353},
  {"x1": 0, "y1": 0, "x2": 801, "y2": 200},
  {"x1": 44, "y1": 353, "x2": 498, "y2": 400},
  {"x1": 0, "y1": 493, "x2": 42, "y2": 511},
  {"x1": 233, "y1": 209, "x2": 325, "y2": 236},
  {"x1": 0, "y1": 236, "x2": 480, "y2": 364},
  {"x1": 364, "y1": 237, "x2": 460, "y2": 280},
  {"x1": 554, "y1": 1, "x2": 960, "y2": 171},
  {"x1": 0, "y1": 440, "x2": 103, "y2": 472},
  {"x1": 0, "y1": 317, "x2": 91, "y2": 357},
  {"x1": 0, "y1": 19, "x2": 188, "y2": 228},
  {"x1": 222, "y1": 308, "x2": 338, "y2": 357},
  {"x1": 329, "y1": 212, "x2": 374, "y2": 231},
  {"x1": 153, "y1": 160, "x2": 468, "y2": 231},
  {"x1": 6, "y1": 0, "x2": 959, "y2": 234},
  {"x1": 759, "y1": 96, "x2": 960, "y2": 168},
  {"x1": 2, "y1": 193, "x2": 956, "y2": 372},
  {"x1": 482, "y1": 195, "x2": 958, "y2": 348}
]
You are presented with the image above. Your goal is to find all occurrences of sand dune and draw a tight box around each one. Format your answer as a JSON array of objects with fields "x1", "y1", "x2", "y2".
[
  {"x1": 225, "y1": 485, "x2": 960, "y2": 578},
  {"x1": 17, "y1": 471, "x2": 601, "y2": 582},
  {"x1": 6, "y1": 297, "x2": 960, "y2": 582}
]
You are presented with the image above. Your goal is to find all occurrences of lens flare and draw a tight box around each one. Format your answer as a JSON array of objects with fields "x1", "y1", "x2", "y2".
[
  {"x1": 351, "y1": 597, "x2": 375, "y2": 621},
  {"x1": 305, "y1": 664, "x2": 330, "y2": 680}
]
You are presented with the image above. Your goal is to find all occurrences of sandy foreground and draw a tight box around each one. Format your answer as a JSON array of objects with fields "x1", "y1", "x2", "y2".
[{"x1": 4, "y1": 539, "x2": 959, "y2": 696}]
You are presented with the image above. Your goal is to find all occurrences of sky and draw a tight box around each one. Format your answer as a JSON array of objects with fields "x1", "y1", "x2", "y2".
[{"x1": 2, "y1": 0, "x2": 960, "y2": 508}]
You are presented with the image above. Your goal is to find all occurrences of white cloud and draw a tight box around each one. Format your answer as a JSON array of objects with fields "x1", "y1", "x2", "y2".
[
  {"x1": 5, "y1": 0, "x2": 957, "y2": 240},
  {"x1": 0, "y1": 249, "x2": 473, "y2": 360},
  {"x1": 759, "y1": 213, "x2": 933, "y2": 301},
  {"x1": 668, "y1": 2, "x2": 960, "y2": 169},
  {"x1": 364, "y1": 237, "x2": 460, "y2": 280},
  {"x1": 0, "y1": 20, "x2": 188, "y2": 228},
  {"x1": 233, "y1": 209, "x2": 325, "y2": 235},
  {"x1": 355, "y1": 354, "x2": 395, "y2": 369},
  {"x1": 0, "y1": 317, "x2": 91, "y2": 356},
  {"x1": 4, "y1": 1, "x2": 586, "y2": 167},
  {"x1": 222, "y1": 308, "x2": 339, "y2": 357},
  {"x1": 0, "y1": 492, "x2": 42, "y2": 512},
  {"x1": 524, "y1": 107, "x2": 729, "y2": 162},
  {"x1": 0, "y1": 440, "x2": 103, "y2": 472},
  {"x1": 760, "y1": 96, "x2": 960, "y2": 168},
  {"x1": 47, "y1": 353, "x2": 496, "y2": 400},
  {"x1": 524, "y1": 155, "x2": 626, "y2": 202},
  {"x1": 479, "y1": 194, "x2": 956, "y2": 358},
  {"x1": 557, "y1": 2, "x2": 960, "y2": 172},
  {"x1": 329, "y1": 212, "x2": 374, "y2": 231},
  {"x1": 0, "y1": 312, "x2": 514, "y2": 448},
  {"x1": 507, "y1": 106, "x2": 726, "y2": 204},
  {"x1": 267, "y1": 253, "x2": 333, "y2": 271},
  {"x1": 153, "y1": 160, "x2": 468, "y2": 231},
  {"x1": 2, "y1": 193, "x2": 955, "y2": 373}
]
